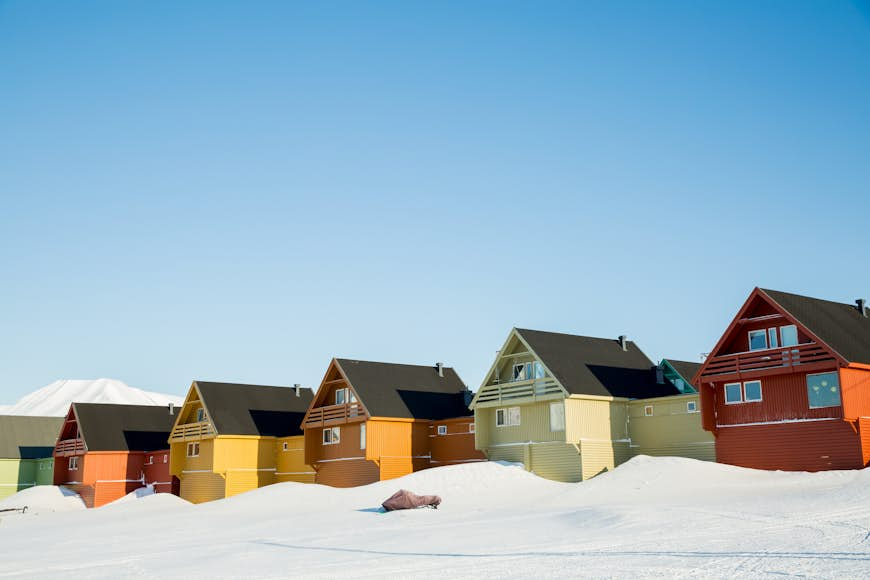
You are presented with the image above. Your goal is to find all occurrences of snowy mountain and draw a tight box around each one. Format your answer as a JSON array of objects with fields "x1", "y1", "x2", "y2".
[{"x1": 1, "y1": 378, "x2": 183, "y2": 416}]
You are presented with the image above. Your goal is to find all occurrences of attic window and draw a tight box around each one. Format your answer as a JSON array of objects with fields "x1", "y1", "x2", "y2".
[
  {"x1": 196, "y1": 408, "x2": 205, "y2": 423},
  {"x1": 644, "y1": 405, "x2": 654, "y2": 417},
  {"x1": 780, "y1": 325, "x2": 798, "y2": 347},
  {"x1": 748, "y1": 330, "x2": 768, "y2": 351},
  {"x1": 335, "y1": 388, "x2": 348, "y2": 405}
]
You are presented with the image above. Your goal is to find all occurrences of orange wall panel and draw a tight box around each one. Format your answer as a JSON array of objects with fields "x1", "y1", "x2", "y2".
[
  {"x1": 841, "y1": 367, "x2": 870, "y2": 420},
  {"x1": 315, "y1": 458, "x2": 380, "y2": 487}
]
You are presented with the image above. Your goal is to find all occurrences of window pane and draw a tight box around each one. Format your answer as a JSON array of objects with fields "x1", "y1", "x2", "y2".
[
  {"x1": 360, "y1": 423, "x2": 366, "y2": 449},
  {"x1": 509, "y1": 407, "x2": 521, "y2": 426},
  {"x1": 725, "y1": 383, "x2": 742, "y2": 403},
  {"x1": 744, "y1": 381, "x2": 762, "y2": 402},
  {"x1": 780, "y1": 325, "x2": 798, "y2": 347},
  {"x1": 749, "y1": 330, "x2": 768, "y2": 351},
  {"x1": 496, "y1": 409, "x2": 506, "y2": 426},
  {"x1": 534, "y1": 362, "x2": 546, "y2": 379},
  {"x1": 768, "y1": 328, "x2": 779, "y2": 349},
  {"x1": 549, "y1": 402, "x2": 565, "y2": 431},
  {"x1": 332, "y1": 427, "x2": 341, "y2": 443},
  {"x1": 336, "y1": 389, "x2": 346, "y2": 404},
  {"x1": 807, "y1": 372, "x2": 841, "y2": 408}
]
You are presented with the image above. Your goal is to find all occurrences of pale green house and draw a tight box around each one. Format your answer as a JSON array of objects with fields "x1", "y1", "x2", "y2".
[
  {"x1": 0, "y1": 416, "x2": 63, "y2": 500},
  {"x1": 470, "y1": 329, "x2": 713, "y2": 482}
]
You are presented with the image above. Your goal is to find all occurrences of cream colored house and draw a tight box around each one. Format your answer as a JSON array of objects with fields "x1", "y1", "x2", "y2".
[{"x1": 470, "y1": 329, "x2": 712, "y2": 482}]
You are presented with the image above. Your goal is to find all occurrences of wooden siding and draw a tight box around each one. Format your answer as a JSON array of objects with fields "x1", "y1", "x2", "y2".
[
  {"x1": 578, "y1": 440, "x2": 621, "y2": 480},
  {"x1": 860, "y1": 418, "x2": 870, "y2": 467},
  {"x1": 315, "y1": 458, "x2": 380, "y2": 487},
  {"x1": 712, "y1": 370, "x2": 842, "y2": 426},
  {"x1": 226, "y1": 470, "x2": 273, "y2": 498},
  {"x1": 0, "y1": 459, "x2": 53, "y2": 500},
  {"x1": 841, "y1": 367, "x2": 870, "y2": 420},
  {"x1": 484, "y1": 444, "x2": 525, "y2": 464},
  {"x1": 429, "y1": 417, "x2": 485, "y2": 466},
  {"x1": 628, "y1": 395, "x2": 715, "y2": 461},
  {"x1": 528, "y1": 442, "x2": 581, "y2": 482},
  {"x1": 716, "y1": 419, "x2": 863, "y2": 471},
  {"x1": 475, "y1": 401, "x2": 565, "y2": 449},
  {"x1": 274, "y1": 435, "x2": 315, "y2": 483},
  {"x1": 565, "y1": 396, "x2": 628, "y2": 443},
  {"x1": 305, "y1": 422, "x2": 365, "y2": 466},
  {"x1": 180, "y1": 472, "x2": 226, "y2": 504}
]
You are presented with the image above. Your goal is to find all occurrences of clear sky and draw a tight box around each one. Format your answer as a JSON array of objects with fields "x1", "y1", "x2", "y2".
[{"x1": 1, "y1": 1, "x2": 869, "y2": 402}]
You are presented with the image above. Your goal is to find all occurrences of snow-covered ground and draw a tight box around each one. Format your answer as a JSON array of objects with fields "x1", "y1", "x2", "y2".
[
  {"x1": 0, "y1": 457, "x2": 868, "y2": 578},
  {"x1": 1, "y1": 378, "x2": 182, "y2": 416}
]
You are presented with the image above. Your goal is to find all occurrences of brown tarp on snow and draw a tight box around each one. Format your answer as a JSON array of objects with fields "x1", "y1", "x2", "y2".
[{"x1": 381, "y1": 489, "x2": 441, "y2": 511}]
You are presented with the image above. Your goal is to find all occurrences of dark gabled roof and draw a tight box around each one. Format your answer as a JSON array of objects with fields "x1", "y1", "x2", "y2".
[
  {"x1": 195, "y1": 382, "x2": 314, "y2": 437},
  {"x1": 760, "y1": 289, "x2": 870, "y2": 365},
  {"x1": 517, "y1": 329, "x2": 679, "y2": 399},
  {"x1": 663, "y1": 359, "x2": 702, "y2": 386},
  {"x1": 336, "y1": 359, "x2": 471, "y2": 420},
  {"x1": 0, "y1": 416, "x2": 63, "y2": 459},
  {"x1": 74, "y1": 403, "x2": 176, "y2": 452}
]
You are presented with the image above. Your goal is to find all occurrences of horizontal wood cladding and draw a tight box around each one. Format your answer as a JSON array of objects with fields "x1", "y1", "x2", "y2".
[
  {"x1": 528, "y1": 442, "x2": 582, "y2": 482},
  {"x1": 275, "y1": 435, "x2": 315, "y2": 482},
  {"x1": 841, "y1": 367, "x2": 870, "y2": 420},
  {"x1": 860, "y1": 419, "x2": 870, "y2": 467},
  {"x1": 180, "y1": 472, "x2": 226, "y2": 504},
  {"x1": 712, "y1": 370, "x2": 841, "y2": 426},
  {"x1": 315, "y1": 458, "x2": 380, "y2": 487},
  {"x1": 715, "y1": 419, "x2": 862, "y2": 471},
  {"x1": 629, "y1": 395, "x2": 715, "y2": 461},
  {"x1": 475, "y1": 402, "x2": 564, "y2": 449},
  {"x1": 226, "y1": 470, "x2": 273, "y2": 498},
  {"x1": 305, "y1": 422, "x2": 365, "y2": 466},
  {"x1": 484, "y1": 444, "x2": 525, "y2": 464},
  {"x1": 429, "y1": 417, "x2": 485, "y2": 465}
]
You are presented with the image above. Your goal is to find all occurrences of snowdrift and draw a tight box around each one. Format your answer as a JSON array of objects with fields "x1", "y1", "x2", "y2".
[{"x1": 0, "y1": 485, "x2": 86, "y2": 515}]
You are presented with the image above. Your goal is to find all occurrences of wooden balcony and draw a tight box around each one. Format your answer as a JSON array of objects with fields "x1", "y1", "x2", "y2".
[
  {"x1": 168, "y1": 421, "x2": 215, "y2": 442},
  {"x1": 473, "y1": 377, "x2": 564, "y2": 407},
  {"x1": 302, "y1": 403, "x2": 366, "y2": 428},
  {"x1": 699, "y1": 342, "x2": 837, "y2": 382},
  {"x1": 54, "y1": 438, "x2": 84, "y2": 457}
]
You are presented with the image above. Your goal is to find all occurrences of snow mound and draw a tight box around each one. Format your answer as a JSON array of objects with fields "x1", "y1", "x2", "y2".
[
  {"x1": 0, "y1": 485, "x2": 85, "y2": 515},
  {"x1": 101, "y1": 486, "x2": 190, "y2": 512},
  {"x1": 2, "y1": 378, "x2": 183, "y2": 416}
]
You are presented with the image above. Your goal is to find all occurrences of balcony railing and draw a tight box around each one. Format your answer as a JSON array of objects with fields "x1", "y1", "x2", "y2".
[
  {"x1": 699, "y1": 342, "x2": 836, "y2": 380},
  {"x1": 168, "y1": 421, "x2": 215, "y2": 442},
  {"x1": 55, "y1": 438, "x2": 84, "y2": 456},
  {"x1": 473, "y1": 377, "x2": 563, "y2": 407},
  {"x1": 302, "y1": 403, "x2": 365, "y2": 428}
]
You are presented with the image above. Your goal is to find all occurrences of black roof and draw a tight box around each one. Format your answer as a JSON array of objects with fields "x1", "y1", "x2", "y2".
[
  {"x1": 0, "y1": 415, "x2": 63, "y2": 459},
  {"x1": 195, "y1": 382, "x2": 314, "y2": 437},
  {"x1": 74, "y1": 403, "x2": 176, "y2": 452},
  {"x1": 517, "y1": 329, "x2": 679, "y2": 399},
  {"x1": 336, "y1": 359, "x2": 471, "y2": 420},
  {"x1": 663, "y1": 359, "x2": 702, "y2": 386},
  {"x1": 762, "y1": 288, "x2": 870, "y2": 365}
]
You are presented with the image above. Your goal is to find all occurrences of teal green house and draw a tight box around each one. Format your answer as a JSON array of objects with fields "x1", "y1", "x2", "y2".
[{"x1": 0, "y1": 416, "x2": 63, "y2": 501}]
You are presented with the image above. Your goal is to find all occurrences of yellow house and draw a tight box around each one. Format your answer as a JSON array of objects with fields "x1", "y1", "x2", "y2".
[
  {"x1": 471, "y1": 329, "x2": 712, "y2": 482},
  {"x1": 168, "y1": 381, "x2": 314, "y2": 503}
]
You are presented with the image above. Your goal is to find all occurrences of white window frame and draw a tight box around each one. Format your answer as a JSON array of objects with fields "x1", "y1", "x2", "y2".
[
  {"x1": 549, "y1": 401, "x2": 565, "y2": 431},
  {"x1": 743, "y1": 380, "x2": 763, "y2": 402},
  {"x1": 437, "y1": 425, "x2": 448, "y2": 435},
  {"x1": 806, "y1": 371, "x2": 841, "y2": 409},
  {"x1": 163, "y1": 454, "x2": 168, "y2": 463},
  {"x1": 768, "y1": 327, "x2": 779, "y2": 349},
  {"x1": 780, "y1": 324, "x2": 799, "y2": 347},
  {"x1": 196, "y1": 408, "x2": 205, "y2": 422},
  {"x1": 335, "y1": 388, "x2": 347, "y2": 405},
  {"x1": 496, "y1": 407, "x2": 521, "y2": 427},
  {"x1": 186, "y1": 442, "x2": 200, "y2": 457},
  {"x1": 687, "y1": 401, "x2": 698, "y2": 413},
  {"x1": 68, "y1": 456, "x2": 79, "y2": 470},
  {"x1": 512, "y1": 363, "x2": 528, "y2": 382},
  {"x1": 469, "y1": 422, "x2": 475, "y2": 433},
  {"x1": 282, "y1": 442, "x2": 289, "y2": 452},
  {"x1": 323, "y1": 426, "x2": 341, "y2": 445},
  {"x1": 644, "y1": 405, "x2": 654, "y2": 417},
  {"x1": 145, "y1": 455, "x2": 154, "y2": 465},
  {"x1": 724, "y1": 382, "x2": 743, "y2": 404},
  {"x1": 748, "y1": 329, "x2": 768, "y2": 351},
  {"x1": 360, "y1": 423, "x2": 366, "y2": 450}
]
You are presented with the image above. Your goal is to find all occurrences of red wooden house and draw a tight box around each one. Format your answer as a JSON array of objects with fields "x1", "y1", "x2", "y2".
[
  {"x1": 53, "y1": 402, "x2": 178, "y2": 507},
  {"x1": 695, "y1": 288, "x2": 870, "y2": 471}
]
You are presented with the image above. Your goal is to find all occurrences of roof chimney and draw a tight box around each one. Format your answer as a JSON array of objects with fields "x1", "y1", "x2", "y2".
[
  {"x1": 293, "y1": 384, "x2": 301, "y2": 397},
  {"x1": 168, "y1": 402, "x2": 175, "y2": 416},
  {"x1": 618, "y1": 335, "x2": 628, "y2": 351},
  {"x1": 857, "y1": 299, "x2": 867, "y2": 318},
  {"x1": 436, "y1": 362, "x2": 444, "y2": 377}
]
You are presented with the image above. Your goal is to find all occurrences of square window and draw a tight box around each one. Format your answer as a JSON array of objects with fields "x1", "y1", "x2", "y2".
[
  {"x1": 725, "y1": 383, "x2": 742, "y2": 404},
  {"x1": 749, "y1": 330, "x2": 768, "y2": 351},
  {"x1": 644, "y1": 405, "x2": 654, "y2": 417},
  {"x1": 437, "y1": 425, "x2": 447, "y2": 436},
  {"x1": 743, "y1": 380, "x2": 762, "y2": 402},
  {"x1": 780, "y1": 325, "x2": 798, "y2": 347},
  {"x1": 549, "y1": 402, "x2": 565, "y2": 431},
  {"x1": 687, "y1": 401, "x2": 698, "y2": 413},
  {"x1": 146, "y1": 456, "x2": 153, "y2": 465},
  {"x1": 807, "y1": 372, "x2": 841, "y2": 409}
]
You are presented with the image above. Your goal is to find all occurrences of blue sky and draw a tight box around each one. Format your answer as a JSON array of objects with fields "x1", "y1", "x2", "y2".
[{"x1": 1, "y1": 1, "x2": 869, "y2": 401}]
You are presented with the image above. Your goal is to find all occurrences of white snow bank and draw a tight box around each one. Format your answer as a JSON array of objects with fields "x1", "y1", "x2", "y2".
[
  {"x1": 0, "y1": 485, "x2": 85, "y2": 515},
  {"x1": 2, "y1": 378, "x2": 183, "y2": 416},
  {"x1": 101, "y1": 486, "x2": 190, "y2": 512}
]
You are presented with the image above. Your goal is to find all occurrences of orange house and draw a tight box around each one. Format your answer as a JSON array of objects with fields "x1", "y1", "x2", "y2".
[
  {"x1": 53, "y1": 402, "x2": 178, "y2": 507},
  {"x1": 302, "y1": 359, "x2": 484, "y2": 487}
]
